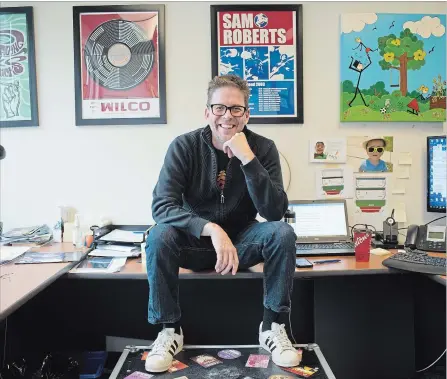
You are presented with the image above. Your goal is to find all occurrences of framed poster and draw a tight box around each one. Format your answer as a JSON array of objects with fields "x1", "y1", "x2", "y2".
[
  {"x1": 73, "y1": 5, "x2": 166, "y2": 126},
  {"x1": 210, "y1": 4, "x2": 303, "y2": 124},
  {"x1": 0, "y1": 7, "x2": 39, "y2": 128}
]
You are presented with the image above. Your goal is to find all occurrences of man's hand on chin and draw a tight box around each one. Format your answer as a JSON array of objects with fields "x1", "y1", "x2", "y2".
[{"x1": 223, "y1": 132, "x2": 255, "y2": 165}]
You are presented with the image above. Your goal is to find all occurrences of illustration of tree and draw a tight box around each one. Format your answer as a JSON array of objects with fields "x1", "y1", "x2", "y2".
[
  {"x1": 363, "y1": 81, "x2": 389, "y2": 97},
  {"x1": 377, "y1": 28, "x2": 427, "y2": 96}
]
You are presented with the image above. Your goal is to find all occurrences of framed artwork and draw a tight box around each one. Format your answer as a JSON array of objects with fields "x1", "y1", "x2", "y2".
[
  {"x1": 0, "y1": 7, "x2": 39, "y2": 128},
  {"x1": 341, "y1": 13, "x2": 446, "y2": 122},
  {"x1": 73, "y1": 5, "x2": 166, "y2": 126},
  {"x1": 210, "y1": 4, "x2": 303, "y2": 124}
]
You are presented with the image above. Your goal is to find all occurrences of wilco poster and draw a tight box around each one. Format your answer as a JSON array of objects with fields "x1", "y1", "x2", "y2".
[
  {"x1": 73, "y1": 5, "x2": 166, "y2": 125},
  {"x1": 211, "y1": 5, "x2": 303, "y2": 124},
  {"x1": 0, "y1": 7, "x2": 39, "y2": 128}
]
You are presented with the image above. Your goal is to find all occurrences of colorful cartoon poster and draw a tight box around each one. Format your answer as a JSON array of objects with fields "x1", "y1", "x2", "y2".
[
  {"x1": 73, "y1": 5, "x2": 166, "y2": 125},
  {"x1": 0, "y1": 7, "x2": 39, "y2": 127},
  {"x1": 315, "y1": 167, "x2": 354, "y2": 199},
  {"x1": 347, "y1": 136, "x2": 394, "y2": 173},
  {"x1": 211, "y1": 5, "x2": 303, "y2": 124},
  {"x1": 341, "y1": 13, "x2": 446, "y2": 122},
  {"x1": 309, "y1": 138, "x2": 347, "y2": 163}
]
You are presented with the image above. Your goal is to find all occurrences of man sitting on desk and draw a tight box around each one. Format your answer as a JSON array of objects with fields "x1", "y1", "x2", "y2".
[{"x1": 145, "y1": 74, "x2": 300, "y2": 372}]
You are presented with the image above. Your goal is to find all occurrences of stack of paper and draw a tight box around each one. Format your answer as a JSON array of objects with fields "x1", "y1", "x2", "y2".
[
  {"x1": 89, "y1": 244, "x2": 140, "y2": 258},
  {"x1": 0, "y1": 225, "x2": 52, "y2": 245},
  {"x1": 0, "y1": 245, "x2": 30, "y2": 265},
  {"x1": 99, "y1": 229, "x2": 144, "y2": 243}
]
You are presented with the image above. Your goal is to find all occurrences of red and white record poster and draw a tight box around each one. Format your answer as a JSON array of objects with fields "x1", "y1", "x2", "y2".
[{"x1": 73, "y1": 5, "x2": 166, "y2": 125}]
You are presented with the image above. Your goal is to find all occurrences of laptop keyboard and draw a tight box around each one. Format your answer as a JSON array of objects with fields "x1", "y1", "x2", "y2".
[{"x1": 296, "y1": 242, "x2": 354, "y2": 250}]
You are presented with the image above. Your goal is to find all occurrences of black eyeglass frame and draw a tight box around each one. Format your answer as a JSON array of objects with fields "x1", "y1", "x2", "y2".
[{"x1": 208, "y1": 104, "x2": 248, "y2": 117}]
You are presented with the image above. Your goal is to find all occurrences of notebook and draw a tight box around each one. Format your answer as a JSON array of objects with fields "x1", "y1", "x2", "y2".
[{"x1": 289, "y1": 199, "x2": 355, "y2": 256}]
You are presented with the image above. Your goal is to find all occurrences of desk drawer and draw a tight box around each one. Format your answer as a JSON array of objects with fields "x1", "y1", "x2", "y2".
[{"x1": 110, "y1": 343, "x2": 335, "y2": 379}]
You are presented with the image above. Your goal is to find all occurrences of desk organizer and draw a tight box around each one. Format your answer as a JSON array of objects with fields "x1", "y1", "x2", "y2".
[{"x1": 91, "y1": 224, "x2": 151, "y2": 248}]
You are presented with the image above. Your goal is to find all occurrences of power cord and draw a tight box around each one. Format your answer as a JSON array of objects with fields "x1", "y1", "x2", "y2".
[
  {"x1": 287, "y1": 290, "x2": 298, "y2": 345},
  {"x1": 425, "y1": 215, "x2": 446, "y2": 226},
  {"x1": 416, "y1": 348, "x2": 446, "y2": 372},
  {"x1": 279, "y1": 151, "x2": 291, "y2": 193}
]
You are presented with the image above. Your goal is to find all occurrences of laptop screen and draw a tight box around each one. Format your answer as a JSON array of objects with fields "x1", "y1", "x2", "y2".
[{"x1": 289, "y1": 201, "x2": 348, "y2": 239}]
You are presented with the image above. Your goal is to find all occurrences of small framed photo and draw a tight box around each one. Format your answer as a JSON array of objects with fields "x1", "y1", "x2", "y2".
[
  {"x1": 0, "y1": 7, "x2": 39, "y2": 128},
  {"x1": 309, "y1": 138, "x2": 347, "y2": 163},
  {"x1": 210, "y1": 4, "x2": 304, "y2": 124},
  {"x1": 73, "y1": 5, "x2": 166, "y2": 126}
]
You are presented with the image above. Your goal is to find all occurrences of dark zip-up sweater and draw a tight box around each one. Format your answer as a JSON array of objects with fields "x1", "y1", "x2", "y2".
[{"x1": 152, "y1": 125, "x2": 288, "y2": 239}]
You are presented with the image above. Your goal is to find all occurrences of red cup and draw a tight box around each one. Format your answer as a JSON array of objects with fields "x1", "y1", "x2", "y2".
[{"x1": 353, "y1": 228, "x2": 372, "y2": 262}]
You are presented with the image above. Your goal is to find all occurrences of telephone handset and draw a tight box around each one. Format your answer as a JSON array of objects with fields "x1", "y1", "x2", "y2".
[{"x1": 405, "y1": 224, "x2": 446, "y2": 253}]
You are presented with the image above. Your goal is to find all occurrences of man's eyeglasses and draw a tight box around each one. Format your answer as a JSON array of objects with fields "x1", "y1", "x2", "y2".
[
  {"x1": 367, "y1": 147, "x2": 385, "y2": 153},
  {"x1": 209, "y1": 104, "x2": 247, "y2": 117}
]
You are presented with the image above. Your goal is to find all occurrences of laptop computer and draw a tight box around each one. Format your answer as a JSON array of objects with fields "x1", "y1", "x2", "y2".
[{"x1": 289, "y1": 199, "x2": 355, "y2": 256}]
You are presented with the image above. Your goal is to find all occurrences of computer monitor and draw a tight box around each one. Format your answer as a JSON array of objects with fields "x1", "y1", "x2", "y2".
[{"x1": 427, "y1": 136, "x2": 446, "y2": 213}]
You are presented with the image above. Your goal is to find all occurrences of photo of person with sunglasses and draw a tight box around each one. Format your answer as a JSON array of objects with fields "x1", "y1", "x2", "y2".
[{"x1": 359, "y1": 137, "x2": 389, "y2": 172}]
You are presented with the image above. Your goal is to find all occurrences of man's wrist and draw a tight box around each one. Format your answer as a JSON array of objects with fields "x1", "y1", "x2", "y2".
[
  {"x1": 201, "y1": 222, "x2": 221, "y2": 236},
  {"x1": 241, "y1": 152, "x2": 255, "y2": 166}
]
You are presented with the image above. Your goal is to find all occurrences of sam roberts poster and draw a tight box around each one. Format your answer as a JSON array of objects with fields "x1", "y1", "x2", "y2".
[{"x1": 211, "y1": 5, "x2": 303, "y2": 124}]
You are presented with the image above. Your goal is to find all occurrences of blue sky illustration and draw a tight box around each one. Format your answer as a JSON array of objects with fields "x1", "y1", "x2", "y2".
[{"x1": 341, "y1": 13, "x2": 446, "y2": 94}]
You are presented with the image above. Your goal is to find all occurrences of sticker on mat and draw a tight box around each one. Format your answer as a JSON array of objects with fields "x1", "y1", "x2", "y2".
[
  {"x1": 140, "y1": 351, "x2": 148, "y2": 360},
  {"x1": 202, "y1": 366, "x2": 240, "y2": 378},
  {"x1": 282, "y1": 365, "x2": 319, "y2": 377},
  {"x1": 190, "y1": 354, "x2": 222, "y2": 368},
  {"x1": 245, "y1": 354, "x2": 270, "y2": 368},
  {"x1": 217, "y1": 349, "x2": 241, "y2": 359},
  {"x1": 168, "y1": 359, "x2": 189, "y2": 372},
  {"x1": 124, "y1": 371, "x2": 153, "y2": 379}
]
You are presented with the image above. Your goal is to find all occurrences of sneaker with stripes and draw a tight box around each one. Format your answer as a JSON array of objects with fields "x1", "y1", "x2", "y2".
[
  {"x1": 259, "y1": 322, "x2": 301, "y2": 367},
  {"x1": 145, "y1": 327, "x2": 184, "y2": 372}
]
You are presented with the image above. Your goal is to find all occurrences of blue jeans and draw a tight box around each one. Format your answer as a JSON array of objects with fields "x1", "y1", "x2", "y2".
[{"x1": 146, "y1": 221, "x2": 296, "y2": 324}]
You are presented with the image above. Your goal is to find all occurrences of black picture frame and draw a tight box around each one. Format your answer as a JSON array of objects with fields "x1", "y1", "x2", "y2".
[
  {"x1": 210, "y1": 4, "x2": 303, "y2": 124},
  {"x1": 73, "y1": 4, "x2": 166, "y2": 126},
  {"x1": 0, "y1": 7, "x2": 39, "y2": 128}
]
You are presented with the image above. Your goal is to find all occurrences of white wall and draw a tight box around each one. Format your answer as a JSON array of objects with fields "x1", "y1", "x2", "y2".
[{"x1": 1, "y1": 1, "x2": 446, "y2": 233}]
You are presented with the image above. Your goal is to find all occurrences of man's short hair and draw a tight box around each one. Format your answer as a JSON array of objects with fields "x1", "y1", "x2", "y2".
[
  {"x1": 207, "y1": 75, "x2": 250, "y2": 107},
  {"x1": 316, "y1": 141, "x2": 325, "y2": 145}
]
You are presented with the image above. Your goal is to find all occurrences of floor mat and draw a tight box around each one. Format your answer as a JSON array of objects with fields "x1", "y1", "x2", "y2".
[{"x1": 112, "y1": 345, "x2": 332, "y2": 379}]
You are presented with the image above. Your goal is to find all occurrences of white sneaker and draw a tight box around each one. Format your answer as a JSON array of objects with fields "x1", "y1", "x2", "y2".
[
  {"x1": 145, "y1": 328, "x2": 184, "y2": 372},
  {"x1": 259, "y1": 322, "x2": 301, "y2": 367}
]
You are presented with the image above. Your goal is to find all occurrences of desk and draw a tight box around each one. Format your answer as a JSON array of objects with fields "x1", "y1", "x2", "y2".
[
  {"x1": 67, "y1": 250, "x2": 445, "y2": 280},
  {"x1": 0, "y1": 242, "x2": 83, "y2": 321},
  {"x1": 2, "y1": 245, "x2": 445, "y2": 379}
]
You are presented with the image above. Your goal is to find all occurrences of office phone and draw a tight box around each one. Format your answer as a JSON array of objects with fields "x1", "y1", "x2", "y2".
[{"x1": 404, "y1": 224, "x2": 446, "y2": 253}]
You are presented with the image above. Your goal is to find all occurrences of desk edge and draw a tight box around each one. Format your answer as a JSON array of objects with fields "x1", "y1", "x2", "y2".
[{"x1": 0, "y1": 261, "x2": 80, "y2": 321}]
